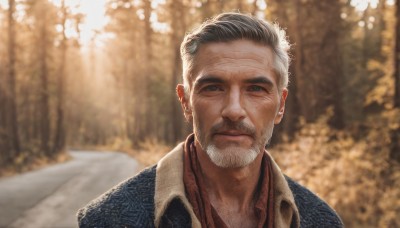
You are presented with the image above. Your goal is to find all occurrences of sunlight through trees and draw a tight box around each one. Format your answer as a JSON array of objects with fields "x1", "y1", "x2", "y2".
[{"x1": 0, "y1": 0, "x2": 399, "y2": 226}]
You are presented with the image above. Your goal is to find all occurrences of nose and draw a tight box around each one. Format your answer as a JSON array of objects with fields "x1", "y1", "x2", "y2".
[{"x1": 221, "y1": 88, "x2": 246, "y2": 122}]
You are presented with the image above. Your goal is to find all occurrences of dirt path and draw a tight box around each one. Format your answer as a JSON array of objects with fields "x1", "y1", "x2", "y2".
[{"x1": 0, "y1": 150, "x2": 142, "y2": 228}]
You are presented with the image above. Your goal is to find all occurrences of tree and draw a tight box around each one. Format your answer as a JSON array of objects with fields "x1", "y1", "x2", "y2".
[
  {"x1": 142, "y1": 0, "x2": 154, "y2": 139},
  {"x1": 267, "y1": 0, "x2": 300, "y2": 142},
  {"x1": 395, "y1": 0, "x2": 400, "y2": 108},
  {"x1": 53, "y1": 0, "x2": 68, "y2": 154},
  {"x1": 6, "y1": 0, "x2": 21, "y2": 158},
  {"x1": 0, "y1": 4, "x2": 10, "y2": 165},
  {"x1": 293, "y1": 0, "x2": 345, "y2": 129},
  {"x1": 391, "y1": 0, "x2": 400, "y2": 161},
  {"x1": 169, "y1": 0, "x2": 187, "y2": 143},
  {"x1": 37, "y1": 0, "x2": 51, "y2": 155}
]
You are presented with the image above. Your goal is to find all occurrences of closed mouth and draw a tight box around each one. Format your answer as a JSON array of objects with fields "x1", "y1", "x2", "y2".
[{"x1": 214, "y1": 131, "x2": 251, "y2": 137}]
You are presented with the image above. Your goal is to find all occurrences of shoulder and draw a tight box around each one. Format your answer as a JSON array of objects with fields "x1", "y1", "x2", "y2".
[
  {"x1": 77, "y1": 165, "x2": 157, "y2": 228},
  {"x1": 285, "y1": 176, "x2": 344, "y2": 228}
]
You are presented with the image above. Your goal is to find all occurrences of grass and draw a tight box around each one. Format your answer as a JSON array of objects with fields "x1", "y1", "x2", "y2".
[{"x1": 0, "y1": 151, "x2": 71, "y2": 178}]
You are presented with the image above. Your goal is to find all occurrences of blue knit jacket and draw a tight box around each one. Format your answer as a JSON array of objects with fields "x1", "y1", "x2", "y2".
[{"x1": 77, "y1": 165, "x2": 343, "y2": 227}]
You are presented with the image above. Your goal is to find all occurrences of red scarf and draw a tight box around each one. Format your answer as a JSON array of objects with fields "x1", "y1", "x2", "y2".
[{"x1": 183, "y1": 134, "x2": 275, "y2": 228}]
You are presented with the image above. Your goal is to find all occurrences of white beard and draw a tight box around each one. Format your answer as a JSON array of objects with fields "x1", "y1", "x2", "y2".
[
  {"x1": 205, "y1": 144, "x2": 260, "y2": 168},
  {"x1": 205, "y1": 122, "x2": 274, "y2": 168}
]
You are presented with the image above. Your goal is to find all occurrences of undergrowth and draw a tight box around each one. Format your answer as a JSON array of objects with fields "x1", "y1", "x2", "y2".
[
  {"x1": 270, "y1": 109, "x2": 400, "y2": 227},
  {"x1": 0, "y1": 149, "x2": 70, "y2": 178},
  {"x1": 111, "y1": 109, "x2": 400, "y2": 227}
]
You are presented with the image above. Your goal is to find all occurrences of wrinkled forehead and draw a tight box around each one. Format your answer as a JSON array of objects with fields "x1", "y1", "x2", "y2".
[{"x1": 189, "y1": 40, "x2": 277, "y2": 86}]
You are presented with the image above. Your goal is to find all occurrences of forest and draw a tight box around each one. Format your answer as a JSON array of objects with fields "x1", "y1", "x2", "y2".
[{"x1": 0, "y1": 0, "x2": 399, "y2": 227}]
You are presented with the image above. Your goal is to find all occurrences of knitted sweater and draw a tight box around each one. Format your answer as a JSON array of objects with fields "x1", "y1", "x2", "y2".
[{"x1": 77, "y1": 144, "x2": 343, "y2": 228}]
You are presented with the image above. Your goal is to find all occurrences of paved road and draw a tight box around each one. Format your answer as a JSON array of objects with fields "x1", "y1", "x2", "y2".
[{"x1": 0, "y1": 151, "x2": 143, "y2": 228}]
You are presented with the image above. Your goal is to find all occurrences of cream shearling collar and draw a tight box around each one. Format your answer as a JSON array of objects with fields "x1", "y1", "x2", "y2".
[{"x1": 154, "y1": 143, "x2": 300, "y2": 228}]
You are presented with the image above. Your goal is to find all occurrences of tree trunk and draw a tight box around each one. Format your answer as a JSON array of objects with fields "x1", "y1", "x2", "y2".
[
  {"x1": 53, "y1": 0, "x2": 67, "y2": 154},
  {"x1": 294, "y1": 0, "x2": 345, "y2": 129},
  {"x1": 7, "y1": 0, "x2": 21, "y2": 157},
  {"x1": 39, "y1": 5, "x2": 51, "y2": 155},
  {"x1": 268, "y1": 0, "x2": 300, "y2": 143},
  {"x1": 394, "y1": 0, "x2": 400, "y2": 108},
  {"x1": 217, "y1": 0, "x2": 224, "y2": 12},
  {"x1": 142, "y1": 0, "x2": 153, "y2": 140},
  {"x1": 237, "y1": 0, "x2": 244, "y2": 11},
  {"x1": 201, "y1": 0, "x2": 213, "y2": 20},
  {"x1": 170, "y1": 0, "x2": 186, "y2": 143},
  {"x1": 390, "y1": 0, "x2": 400, "y2": 162},
  {"x1": 251, "y1": 0, "x2": 258, "y2": 15},
  {"x1": 0, "y1": 62, "x2": 10, "y2": 165}
]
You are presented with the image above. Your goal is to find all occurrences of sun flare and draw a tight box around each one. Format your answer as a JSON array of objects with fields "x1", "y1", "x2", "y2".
[
  {"x1": 50, "y1": 0, "x2": 108, "y2": 45},
  {"x1": 0, "y1": 0, "x2": 395, "y2": 45},
  {"x1": 0, "y1": 0, "x2": 108, "y2": 46}
]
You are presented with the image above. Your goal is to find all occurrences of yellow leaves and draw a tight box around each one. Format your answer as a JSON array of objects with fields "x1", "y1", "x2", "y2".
[
  {"x1": 138, "y1": 137, "x2": 171, "y2": 154},
  {"x1": 384, "y1": 108, "x2": 400, "y2": 130},
  {"x1": 0, "y1": 150, "x2": 70, "y2": 178},
  {"x1": 110, "y1": 137, "x2": 132, "y2": 151},
  {"x1": 366, "y1": 59, "x2": 392, "y2": 104},
  {"x1": 365, "y1": 72, "x2": 394, "y2": 106},
  {"x1": 14, "y1": 153, "x2": 28, "y2": 166},
  {"x1": 378, "y1": 173, "x2": 400, "y2": 227},
  {"x1": 270, "y1": 113, "x2": 400, "y2": 227},
  {"x1": 125, "y1": 138, "x2": 172, "y2": 167},
  {"x1": 367, "y1": 59, "x2": 384, "y2": 72},
  {"x1": 389, "y1": 122, "x2": 400, "y2": 130}
]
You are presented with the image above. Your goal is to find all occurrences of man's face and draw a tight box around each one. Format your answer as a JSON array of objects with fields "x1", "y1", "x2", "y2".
[{"x1": 178, "y1": 39, "x2": 287, "y2": 168}]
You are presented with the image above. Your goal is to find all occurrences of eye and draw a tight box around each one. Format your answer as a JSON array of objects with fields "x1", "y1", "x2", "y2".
[
  {"x1": 247, "y1": 85, "x2": 267, "y2": 92},
  {"x1": 201, "y1": 85, "x2": 223, "y2": 92}
]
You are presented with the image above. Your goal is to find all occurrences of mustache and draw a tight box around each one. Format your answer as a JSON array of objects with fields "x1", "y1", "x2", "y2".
[{"x1": 210, "y1": 119, "x2": 256, "y2": 136}]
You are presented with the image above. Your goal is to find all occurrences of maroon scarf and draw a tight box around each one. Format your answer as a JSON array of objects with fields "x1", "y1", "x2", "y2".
[{"x1": 183, "y1": 134, "x2": 275, "y2": 228}]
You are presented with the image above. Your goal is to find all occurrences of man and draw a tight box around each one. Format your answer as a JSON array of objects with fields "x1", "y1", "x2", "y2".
[{"x1": 77, "y1": 13, "x2": 343, "y2": 227}]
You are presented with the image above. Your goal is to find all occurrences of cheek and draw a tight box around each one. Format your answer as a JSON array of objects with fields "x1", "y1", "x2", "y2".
[
  {"x1": 246, "y1": 101, "x2": 279, "y2": 128},
  {"x1": 192, "y1": 99, "x2": 221, "y2": 127},
  {"x1": 192, "y1": 97, "x2": 220, "y2": 114}
]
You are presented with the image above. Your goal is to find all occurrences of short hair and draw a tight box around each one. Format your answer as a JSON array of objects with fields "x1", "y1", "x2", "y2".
[{"x1": 180, "y1": 12, "x2": 290, "y2": 94}]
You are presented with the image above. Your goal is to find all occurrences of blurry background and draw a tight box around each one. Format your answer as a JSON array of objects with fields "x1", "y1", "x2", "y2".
[{"x1": 0, "y1": 0, "x2": 399, "y2": 227}]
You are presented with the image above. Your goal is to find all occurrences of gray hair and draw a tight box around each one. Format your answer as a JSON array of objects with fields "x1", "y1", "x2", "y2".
[{"x1": 180, "y1": 12, "x2": 290, "y2": 94}]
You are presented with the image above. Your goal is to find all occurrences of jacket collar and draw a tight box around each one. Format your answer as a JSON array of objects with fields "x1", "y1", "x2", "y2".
[{"x1": 154, "y1": 143, "x2": 300, "y2": 228}]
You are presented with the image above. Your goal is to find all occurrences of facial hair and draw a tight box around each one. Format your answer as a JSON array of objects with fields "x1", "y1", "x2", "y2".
[{"x1": 195, "y1": 118, "x2": 275, "y2": 168}]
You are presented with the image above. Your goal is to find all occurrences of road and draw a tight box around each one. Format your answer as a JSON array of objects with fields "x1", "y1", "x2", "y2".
[{"x1": 0, "y1": 150, "x2": 143, "y2": 228}]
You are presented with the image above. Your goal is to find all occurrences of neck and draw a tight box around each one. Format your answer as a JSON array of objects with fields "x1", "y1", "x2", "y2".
[{"x1": 194, "y1": 140, "x2": 264, "y2": 211}]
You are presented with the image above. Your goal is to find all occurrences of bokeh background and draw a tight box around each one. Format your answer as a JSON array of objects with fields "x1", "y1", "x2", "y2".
[{"x1": 0, "y1": 0, "x2": 399, "y2": 227}]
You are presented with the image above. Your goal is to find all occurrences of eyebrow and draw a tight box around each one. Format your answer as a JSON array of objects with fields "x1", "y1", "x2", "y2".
[
  {"x1": 194, "y1": 76, "x2": 224, "y2": 88},
  {"x1": 244, "y1": 76, "x2": 274, "y2": 87},
  {"x1": 193, "y1": 75, "x2": 274, "y2": 88}
]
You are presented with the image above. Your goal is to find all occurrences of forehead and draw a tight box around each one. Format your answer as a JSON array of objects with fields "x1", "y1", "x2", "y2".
[{"x1": 191, "y1": 39, "x2": 276, "y2": 84}]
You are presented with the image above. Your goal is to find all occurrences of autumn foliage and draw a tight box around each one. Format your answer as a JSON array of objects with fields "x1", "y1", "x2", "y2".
[
  {"x1": 271, "y1": 107, "x2": 400, "y2": 227},
  {"x1": 0, "y1": 0, "x2": 399, "y2": 227}
]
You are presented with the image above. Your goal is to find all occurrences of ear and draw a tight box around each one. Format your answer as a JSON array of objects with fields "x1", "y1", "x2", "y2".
[
  {"x1": 274, "y1": 88, "x2": 288, "y2": 124},
  {"x1": 176, "y1": 84, "x2": 193, "y2": 122}
]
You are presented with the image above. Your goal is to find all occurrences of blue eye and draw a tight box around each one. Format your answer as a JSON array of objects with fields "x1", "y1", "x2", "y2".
[
  {"x1": 202, "y1": 85, "x2": 223, "y2": 91},
  {"x1": 248, "y1": 85, "x2": 265, "y2": 92}
]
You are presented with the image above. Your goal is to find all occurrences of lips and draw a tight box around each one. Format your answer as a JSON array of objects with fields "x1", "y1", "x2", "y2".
[
  {"x1": 213, "y1": 130, "x2": 254, "y2": 143},
  {"x1": 209, "y1": 120, "x2": 256, "y2": 139},
  {"x1": 214, "y1": 130, "x2": 250, "y2": 137}
]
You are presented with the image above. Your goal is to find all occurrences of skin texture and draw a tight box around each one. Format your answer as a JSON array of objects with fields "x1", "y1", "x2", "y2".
[{"x1": 177, "y1": 39, "x2": 288, "y2": 228}]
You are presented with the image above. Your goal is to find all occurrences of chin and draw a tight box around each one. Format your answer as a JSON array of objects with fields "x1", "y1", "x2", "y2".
[{"x1": 205, "y1": 144, "x2": 260, "y2": 168}]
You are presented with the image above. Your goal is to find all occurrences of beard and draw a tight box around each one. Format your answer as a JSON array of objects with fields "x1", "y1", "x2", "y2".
[{"x1": 194, "y1": 118, "x2": 275, "y2": 168}]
